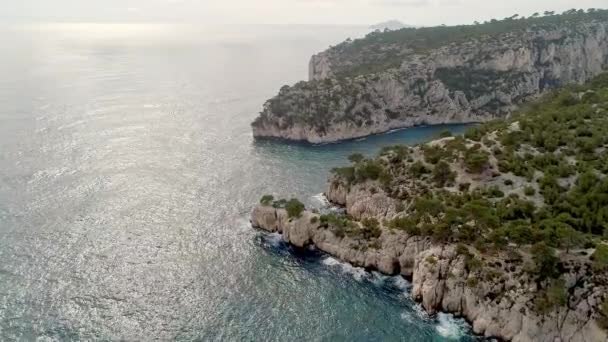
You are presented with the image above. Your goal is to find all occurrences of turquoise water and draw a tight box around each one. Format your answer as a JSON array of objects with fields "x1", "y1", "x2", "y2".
[{"x1": 0, "y1": 23, "x2": 480, "y2": 341}]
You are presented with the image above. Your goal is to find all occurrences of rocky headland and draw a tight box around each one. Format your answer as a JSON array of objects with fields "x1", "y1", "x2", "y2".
[
  {"x1": 252, "y1": 10, "x2": 608, "y2": 143},
  {"x1": 251, "y1": 73, "x2": 608, "y2": 341}
]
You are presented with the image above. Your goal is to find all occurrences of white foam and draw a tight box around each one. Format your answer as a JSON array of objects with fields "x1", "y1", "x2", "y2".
[
  {"x1": 311, "y1": 193, "x2": 330, "y2": 207},
  {"x1": 400, "y1": 303, "x2": 432, "y2": 325},
  {"x1": 413, "y1": 303, "x2": 430, "y2": 320},
  {"x1": 265, "y1": 232, "x2": 284, "y2": 247},
  {"x1": 392, "y1": 276, "x2": 412, "y2": 291},
  {"x1": 371, "y1": 271, "x2": 389, "y2": 286},
  {"x1": 400, "y1": 311, "x2": 414, "y2": 323},
  {"x1": 321, "y1": 257, "x2": 368, "y2": 281},
  {"x1": 435, "y1": 312, "x2": 467, "y2": 339}
]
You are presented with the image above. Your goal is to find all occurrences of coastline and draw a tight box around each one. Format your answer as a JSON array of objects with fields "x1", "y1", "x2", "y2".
[
  {"x1": 252, "y1": 122, "x2": 479, "y2": 146},
  {"x1": 250, "y1": 184, "x2": 607, "y2": 342},
  {"x1": 255, "y1": 228, "x2": 485, "y2": 340}
]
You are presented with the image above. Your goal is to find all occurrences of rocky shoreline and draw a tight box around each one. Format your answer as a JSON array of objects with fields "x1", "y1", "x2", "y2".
[
  {"x1": 251, "y1": 182, "x2": 607, "y2": 342},
  {"x1": 252, "y1": 15, "x2": 608, "y2": 143}
]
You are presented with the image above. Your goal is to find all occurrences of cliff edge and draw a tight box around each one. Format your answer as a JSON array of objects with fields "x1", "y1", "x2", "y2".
[
  {"x1": 252, "y1": 10, "x2": 608, "y2": 143},
  {"x1": 251, "y1": 73, "x2": 608, "y2": 340}
]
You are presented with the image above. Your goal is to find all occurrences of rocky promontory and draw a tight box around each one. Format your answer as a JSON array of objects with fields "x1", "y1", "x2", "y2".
[
  {"x1": 251, "y1": 201, "x2": 607, "y2": 342},
  {"x1": 252, "y1": 10, "x2": 608, "y2": 143},
  {"x1": 251, "y1": 73, "x2": 608, "y2": 341}
]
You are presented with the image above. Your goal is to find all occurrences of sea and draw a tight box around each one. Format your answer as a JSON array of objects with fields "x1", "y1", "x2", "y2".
[{"x1": 0, "y1": 23, "x2": 482, "y2": 341}]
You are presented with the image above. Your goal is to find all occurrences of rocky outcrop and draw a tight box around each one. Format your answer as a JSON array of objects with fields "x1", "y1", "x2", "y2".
[
  {"x1": 252, "y1": 17, "x2": 608, "y2": 143},
  {"x1": 251, "y1": 203, "x2": 608, "y2": 341},
  {"x1": 251, "y1": 179, "x2": 608, "y2": 341}
]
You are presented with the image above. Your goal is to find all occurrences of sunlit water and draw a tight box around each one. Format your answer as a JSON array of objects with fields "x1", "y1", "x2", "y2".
[{"x1": 0, "y1": 23, "x2": 481, "y2": 341}]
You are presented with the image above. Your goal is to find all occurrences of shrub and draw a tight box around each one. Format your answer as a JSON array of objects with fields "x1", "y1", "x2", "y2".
[
  {"x1": 361, "y1": 218, "x2": 382, "y2": 239},
  {"x1": 456, "y1": 243, "x2": 470, "y2": 256},
  {"x1": 423, "y1": 145, "x2": 445, "y2": 164},
  {"x1": 534, "y1": 279, "x2": 567, "y2": 314},
  {"x1": 260, "y1": 195, "x2": 274, "y2": 206},
  {"x1": 531, "y1": 242, "x2": 560, "y2": 280},
  {"x1": 286, "y1": 199, "x2": 305, "y2": 218},
  {"x1": 464, "y1": 149, "x2": 490, "y2": 173},
  {"x1": 465, "y1": 255, "x2": 482, "y2": 272},
  {"x1": 524, "y1": 186, "x2": 536, "y2": 196},
  {"x1": 464, "y1": 127, "x2": 483, "y2": 141},
  {"x1": 486, "y1": 186, "x2": 505, "y2": 198},
  {"x1": 466, "y1": 277, "x2": 479, "y2": 288},
  {"x1": 599, "y1": 299, "x2": 608, "y2": 329},
  {"x1": 310, "y1": 216, "x2": 319, "y2": 224},
  {"x1": 356, "y1": 160, "x2": 384, "y2": 181},
  {"x1": 459, "y1": 183, "x2": 471, "y2": 192},
  {"x1": 348, "y1": 153, "x2": 365, "y2": 164},
  {"x1": 504, "y1": 179, "x2": 514, "y2": 186},
  {"x1": 432, "y1": 161, "x2": 456, "y2": 187},
  {"x1": 388, "y1": 216, "x2": 419, "y2": 235},
  {"x1": 592, "y1": 244, "x2": 608, "y2": 272},
  {"x1": 332, "y1": 166, "x2": 356, "y2": 183},
  {"x1": 272, "y1": 199, "x2": 287, "y2": 208},
  {"x1": 410, "y1": 161, "x2": 430, "y2": 177},
  {"x1": 555, "y1": 224, "x2": 584, "y2": 252},
  {"x1": 439, "y1": 130, "x2": 452, "y2": 138}
]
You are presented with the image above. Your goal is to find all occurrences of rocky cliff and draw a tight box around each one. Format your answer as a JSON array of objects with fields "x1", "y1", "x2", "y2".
[
  {"x1": 251, "y1": 183, "x2": 608, "y2": 342},
  {"x1": 252, "y1": 11, "x2": 608, "y2": 143},
  {"x1": 251, "y1": 72, "x2": 608, "y2": 340}
]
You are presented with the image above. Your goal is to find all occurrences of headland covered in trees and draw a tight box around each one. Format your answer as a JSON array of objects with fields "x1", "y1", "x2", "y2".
[
  {"x1": 252, "y1": 9, "x2": 608, "y2": 143},
  {"x1": 252, "y1": 71, "x2": 608, "y2": 341}
]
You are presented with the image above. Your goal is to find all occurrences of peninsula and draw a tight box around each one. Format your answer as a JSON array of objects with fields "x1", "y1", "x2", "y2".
[
  {"x1": 252, "y1": 10, "x2": 608, "y2": 143},
  {"x1": 252, "y1": 72, "x2": 608, "y2": 341}
]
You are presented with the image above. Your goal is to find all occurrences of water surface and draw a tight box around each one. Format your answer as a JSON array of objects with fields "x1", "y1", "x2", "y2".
[{"x1": 0, "y1": 23, "x2": 478, "y2": 341}]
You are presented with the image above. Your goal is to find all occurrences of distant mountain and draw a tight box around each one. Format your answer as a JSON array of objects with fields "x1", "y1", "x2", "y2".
[{"x1": 369, "y1": 20, "x2": 410, "y2": 31}]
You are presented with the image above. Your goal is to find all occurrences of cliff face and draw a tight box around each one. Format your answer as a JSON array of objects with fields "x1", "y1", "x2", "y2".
[
  {"x1": 252, "y1": 20, "x2": 608, "y2": 143},
  {"x1": 251, "y1": 182, "x2": 608, "y2": 342}
]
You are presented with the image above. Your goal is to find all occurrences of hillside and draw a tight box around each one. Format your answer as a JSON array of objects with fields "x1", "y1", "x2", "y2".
[
  {"x1": 251, "y1": 73, "x2": 608, "y2": 341},
  {"x1": 252, "y1": 9, "x2": 608, "y2": 143}
]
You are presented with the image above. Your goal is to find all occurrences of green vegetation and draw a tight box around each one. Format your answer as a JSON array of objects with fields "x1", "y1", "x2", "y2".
[
  {"x1": 531, "y1": 242, "x2": 560, "y2": 280},
  {"x1": 327, "y1": 9, "x2": 608, "y2": 78},
  {"x1": 286, "y1": 199, "x2": 305, "y2": 218},
  {"x1": 524, "y1": 186, "x2": 536, "y2": 196},
  {"x1": 432, "y1": 161, "x2": 456, "y2": 187},
  {"x1": 318, "y1": 213, "x2": 383, "y2": 241},
  {"x1": 327, "y1": 72, "x2": 608, "y2": 290},
  {"x1": 265, "y1": 197, "x2": 306, "y2": 219},
  {"x1": 599, "y1": 299, "x2": 608, "y2": 329},
  {"x1": 464, "y1": 147, "x2": 490, "y2": 173},
  {"x1": 260, "y1": 195, "x2": 274, "y2": 206},
  {"x1": 535, "y1": 278, "x2": 567, "y2": 314},
  {"x1": 254, "y1": 73, "x2": 608, "y2": 319},
  {"x1": 592, "y1": 244, "x2": 608, "y2": 272}
]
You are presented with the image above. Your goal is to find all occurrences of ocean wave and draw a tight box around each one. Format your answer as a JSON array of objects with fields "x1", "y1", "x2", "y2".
[
  {"x1": 370, "y1": 271, "x2": 389, "y2": 286},
  {"x1": 400, "y1": 303, "x2": 431, "y2": 325},
  {"x1": 310, "y1": 193, "x2": 329, "y2": 207},
  {"x1": 321, "y1": 257, "x2": 368, "y2": 281},
  {"x1": 391, "y1": 276, "x2": 411, "y2": 291},
  {"x1": 435, "y1": 312, "x2": 469, "y2": 339},
  {"x1": 413, "y1": 303, "x2": 430, "y2": 320},
  {"x1": 263, "y1": 232, "x2": 284, "y2": 248}
]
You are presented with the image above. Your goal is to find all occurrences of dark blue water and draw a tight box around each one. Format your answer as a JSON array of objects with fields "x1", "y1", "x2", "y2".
[{"x1": 0, "y1": 23, "x2": 478, "y2": 341}]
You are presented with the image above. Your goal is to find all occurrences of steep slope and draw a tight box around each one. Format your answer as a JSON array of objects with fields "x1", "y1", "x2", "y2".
[
  {"x1": 252, "y1": 10, "x2": 608, "y2": 143},
  {"x1": 251, "y1": 73, "x2": 608, "y2": 341}
]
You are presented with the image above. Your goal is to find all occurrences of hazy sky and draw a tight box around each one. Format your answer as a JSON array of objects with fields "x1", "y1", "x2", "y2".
[{"x1": 3, "y1": 0, "x2": 606, "y2": 26}]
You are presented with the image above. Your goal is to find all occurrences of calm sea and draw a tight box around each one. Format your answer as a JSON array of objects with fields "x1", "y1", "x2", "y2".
[{"x1": 0, "y1": 23, "x2": 480, "y2": 341}]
